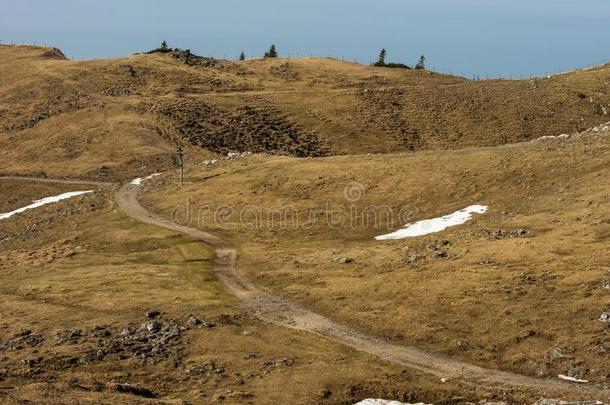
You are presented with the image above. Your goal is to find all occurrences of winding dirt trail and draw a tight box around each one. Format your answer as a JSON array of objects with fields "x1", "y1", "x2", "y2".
[
  {"x1": 114, "y1": 181, "x2": 608, "y2": 401},
  {"x1": 2, "y1": 176, "x2": 608, "y2": 401}
]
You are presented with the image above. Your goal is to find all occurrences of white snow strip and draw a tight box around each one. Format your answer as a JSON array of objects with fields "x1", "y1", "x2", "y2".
[
  {"x1": 130, "y1": 173, "x2": 161, "y2": 185},
  {"x1": 375, "y1": 205, "x2": 488, "y2": 240},
  {"x1": 0, "y1": 190, "x2": 95, "y2": 220},
  {"x1": 558, "y1": 374, "x2": 589, "y2": 384},
  {"x1": 354, "y1": 400, "x2": 431, "y2": 405}
]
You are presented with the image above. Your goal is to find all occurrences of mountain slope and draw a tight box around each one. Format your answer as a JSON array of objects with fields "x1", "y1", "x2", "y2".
[{"x1": 1, "y1": 44, "x2": 609, "y2": 179}]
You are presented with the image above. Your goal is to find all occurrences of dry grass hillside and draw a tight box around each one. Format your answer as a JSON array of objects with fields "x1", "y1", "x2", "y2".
[
  {"x1": 1, "y1": 45, "x2": 610, "y2": 180},
  {"x1": 1, "y1": 44, "x2": 610, "y2": 403},
  {"x1": 0, "y1": 181, "x2": 493, "y2": 404},
  {"x1": 144, "y1": 127, "x2": 610, "y2": 386}
]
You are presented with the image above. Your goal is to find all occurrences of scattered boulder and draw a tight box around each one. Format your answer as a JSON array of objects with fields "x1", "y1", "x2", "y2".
[
  {"x1": 456, "y1": 340, "x2": 470, "y2": 351},
  {"x1": 142, "y1": 321, "x2": 161, "y2": 333},
  {"x1": 146, "y1": 310, "x2": 161, "y2": 319},
  {"x1": 432, "y1": 250, "x2": 449, "y2": 259},
  {"x1": 187, "y1": 315, "x2": 202, "y2": 326},
  {"x1": 269, "y1": 63, "x2": 300, "y2": 81},
  {"x1": 548, "y1": 346, "x2": 574, "y2": 363},
  {"x1": 599, "y1": 312, "x2": 610, "y2": 323},
  {"x1": 479, "y1": 258, "x2": 498, "y2": 266},
  {"x1": 170, "y1": 49, "x2": 220, "y2": 69},
  {"x1": 0, "y1": 330, "x2": 43, "y2": 351},
  {"x1": 319, "y1": 387, "x2": 332, "y2": 398},
  {"x1": 492, "y1": 229, "x2": 529, "y2": 238},
  {"x1": 188, "y1": 361, "x2": 225, "y2": 375},
  {"x1": 57, "y1": 329, "x2": 83, "y2": 343},
  {"x1": 261, "y1": 356, "x2": 294, "y2": 372},
  {"x1": 22, "y1": 356, "x2": 43, "y2": 367}
]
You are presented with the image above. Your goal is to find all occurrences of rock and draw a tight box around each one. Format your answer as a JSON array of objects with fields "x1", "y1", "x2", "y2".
[
  {"x1": 146, "y1": 310, "x2": 161, "y2": 319},
  {"x1": 170, "y1": 49, "x2": 220, "y2": 68},
  {"x1": 493, "y1": 229, "x2": 529, "y2": 238},
  {"x1": 142, "y1": 321, "x2": 161, "y2": 333},
  {"x1": 0, "y1": 330, "x2": 43, "y2": 350},
  {"x1": 187, "y1": 315, "x2": 202, "y2": 326},
  {"x1": 189, "y1": 361, "x2": 224, "y2": 374},
  {"x1": 599, "y1": 312, "x2": 610, "y2": 323},
  {"x1": 548, "y1": 347, "x2": 567, "y2": 363},
  {"x1": 319, "y1": 388, "x2": 332, "y2": 398},
  {"x1": 90, "y1": 325, "x2": 112, "y2": 338},
  {"x1": 602, "y1": 281, "x2": 610, "y2": 290},
  {"x1": 480, "y1": 258, "x2": 498, "y2": 265},
  {"x1": 336, "y1": 256, "x2": 353, "y2": 264},
  {"x1": 433, "y1": 250, "x2": 449, "y2": 258},
  {"x1": 22, "y1": 356, "x2": 43, "y2": 367},
  {"x1": 261, "y1": 357, "x2": 295, "y2": 372},
  {"x1": 456, "y1": 340, "x2": 470, "y2": 351},
  {"x1": 57, "y1": 329, "x2": 83, "y2": 343}
]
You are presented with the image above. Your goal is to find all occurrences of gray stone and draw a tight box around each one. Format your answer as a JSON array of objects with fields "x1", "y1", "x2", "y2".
[{"x1": 187, "y1": 315, "x2": 202, "y2": 326}]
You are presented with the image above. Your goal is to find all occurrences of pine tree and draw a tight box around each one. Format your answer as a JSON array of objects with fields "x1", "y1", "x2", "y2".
[
  {"x1": 415, "y1": 55, "x2": 426, "y2": 70},
  {"x1": 373, "y1": 48, "x2": 387, "y2": 67},
  {"x1": 239, "y1": 51, "x2": 246, "y2": 61},
  {"x1": 264, "y1": 44, "x2": 278, "y2": 58},
  {"x1": 161, "y1": 41, "x2": 169, "y2": 51}
]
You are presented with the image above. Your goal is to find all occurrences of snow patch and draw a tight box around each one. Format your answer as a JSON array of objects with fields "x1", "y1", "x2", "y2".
[
  {"x1": 354, "y1": 400, "x2": 431, "y2": 405},
  {"x1": 558, "y1": 374, "x2": 589, "y2": 384},
  {"x1": 130, "y1": 173, "x2": 161, "y2": 185},
  {"x1": 0, "y1": 190, "x2": 95, "y2": 220},
  {"x1": 375, "y1": 205, "x2": 488, "y2": 240},
  {"x1": 537, "y1": 134, "x2": 570, "y2": 141}
]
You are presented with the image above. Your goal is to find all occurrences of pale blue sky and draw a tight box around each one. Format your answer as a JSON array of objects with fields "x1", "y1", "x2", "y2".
[{"x1": 1, "y1": 0, "x2": 609, "y2": 78}]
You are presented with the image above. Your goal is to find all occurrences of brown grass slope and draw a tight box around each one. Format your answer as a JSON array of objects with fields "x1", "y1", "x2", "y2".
[
  {"x1": 1, "y1": 45, "x2": 610, "y2": 179},
  {"x1": 143, "y1": 128, "x2": 610, "y2": 385},
  {"x1": 0, "y1": 181, "x2": 495, "y2": 405}
]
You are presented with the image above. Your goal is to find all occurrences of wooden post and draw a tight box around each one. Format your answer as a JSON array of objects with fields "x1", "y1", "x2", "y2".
[{"x1": 177, "y1": 146, "x2": 184, "y2": 186}]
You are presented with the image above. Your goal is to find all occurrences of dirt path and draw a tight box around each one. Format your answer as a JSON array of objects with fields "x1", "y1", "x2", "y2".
[
  {"x1": 114, "y1": 182, "x2": 608, "y2": 401},
  {"x1": 3, "y1": 176, "x2": 608, "y2": 401}
]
